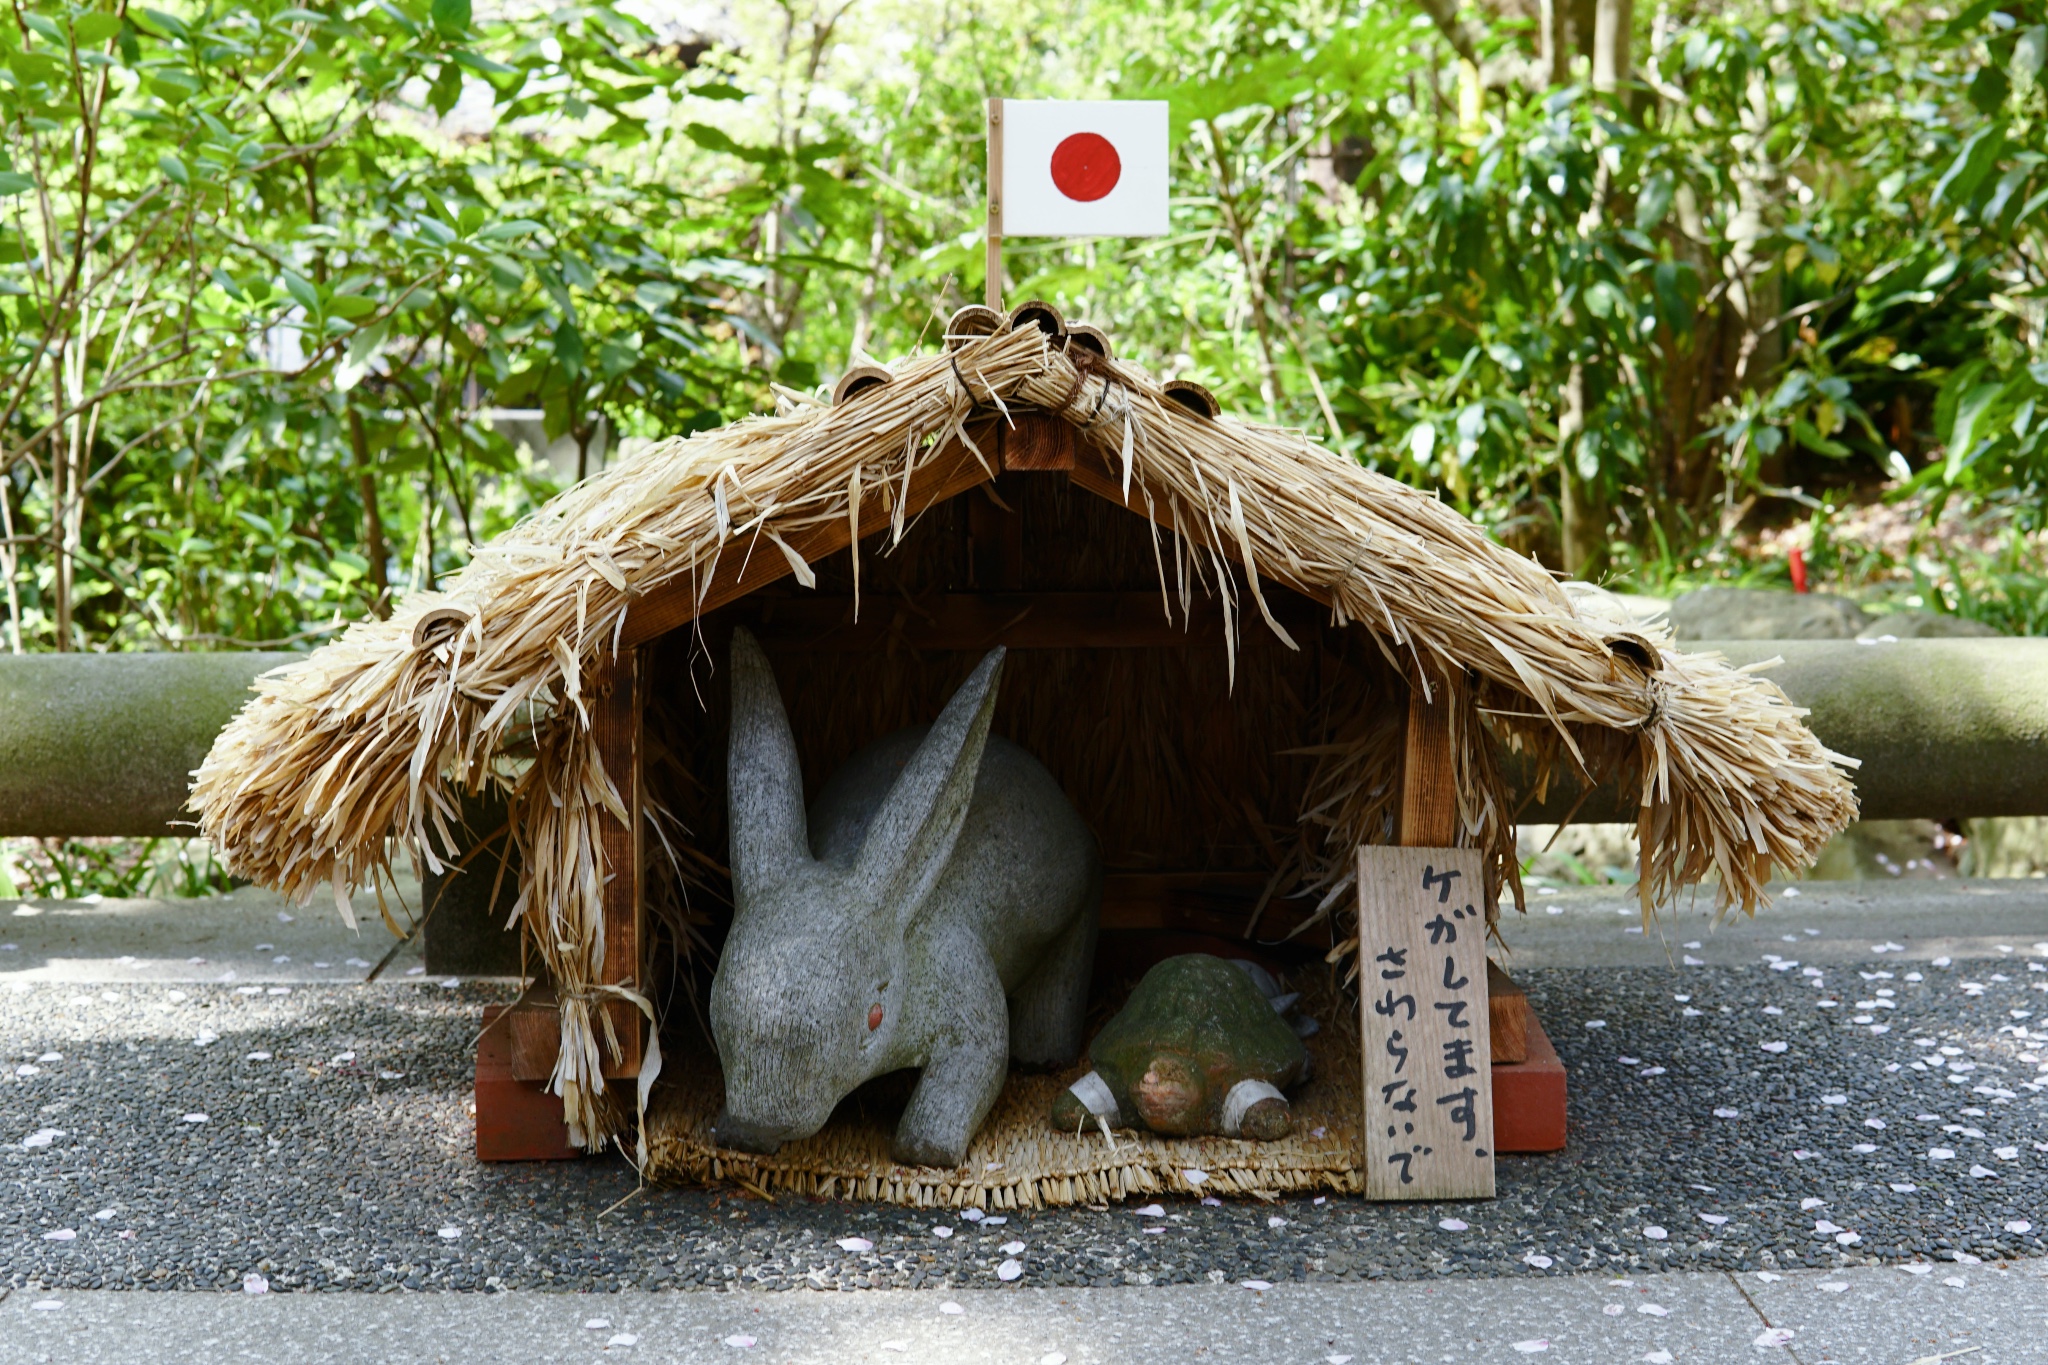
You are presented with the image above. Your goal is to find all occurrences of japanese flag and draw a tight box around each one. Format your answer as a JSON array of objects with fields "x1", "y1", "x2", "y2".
[{"x1": 997, "y1": 100, "x2": 1169, "y2": 239}]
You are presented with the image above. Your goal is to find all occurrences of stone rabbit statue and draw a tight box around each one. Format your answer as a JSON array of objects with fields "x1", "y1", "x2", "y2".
[{"x1": 710, "y1": 629, "x2": 1101, "y2": 1168}]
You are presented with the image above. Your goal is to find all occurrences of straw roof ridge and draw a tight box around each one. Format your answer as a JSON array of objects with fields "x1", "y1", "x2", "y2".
[{"x1": 190, "y1": 316, "x2": 1857, "y2": 1147}]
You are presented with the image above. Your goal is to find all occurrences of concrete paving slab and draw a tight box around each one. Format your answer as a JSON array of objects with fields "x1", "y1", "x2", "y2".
[
  {"x1": 1499, "y1": 879, "x2": 2048, "y2": 969},
  {"x1": 0, "y1": 1274, "x2": 1782, "y2": 1365},
  {"x1": 1737, "y1": 1260, "x2": 2048, "y2": 1364},
  {"x1": 0, "y1": 882, "x2": 427, "y2": 984}
]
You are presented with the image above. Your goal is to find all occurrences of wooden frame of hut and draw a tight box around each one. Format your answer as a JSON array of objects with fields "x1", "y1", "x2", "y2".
[{"x1": 193, "y1": 307, "x2": 1856, "y2": 1198}]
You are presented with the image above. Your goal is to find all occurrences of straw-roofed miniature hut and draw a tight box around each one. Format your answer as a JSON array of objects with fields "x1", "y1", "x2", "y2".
[{"x1": 192, "y1": 305, "x2": 1857, "y2": 1202}]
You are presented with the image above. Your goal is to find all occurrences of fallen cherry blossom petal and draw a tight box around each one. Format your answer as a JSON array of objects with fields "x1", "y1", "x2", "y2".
[
  {"x1": 1000, "y1": 1241, "x2": 1025, "y2": 1256},
  {"x1": 1511, "y1": 1342, "x2": 1549, "y2": 1355},
  {"x1": 722, "y1": 1334, "x2": 756, "y2": 1349},
  {"x1": 996, "y1": 1259, "x2": 1023, "y2": 1282},
  {"x1": 42, "y1": 1229, "x2": 75, "y2": 1241},
  {"x1": 836, "y1": 1237, "x2": 874, "y2": 1253},
  {"x1": 939, "y1": 1302, "x2": 963, "y2": 1314},
  {"x1": 1754, "y1": 1327, "x2": 1796, "y2": 1348},
  {"x1": 1439, "y1": 1218, "x2": 1468, "y2": 1231},
  {"x1": 1240, "y1": 1279, "x2": 1273, "y2": 1291},
  {"x1": 243, "y1": 1274, "x2": 268, "y2": 1295},
  {"x1": 608, "y1": 1335, "x2": 639, "y2": 1347}
]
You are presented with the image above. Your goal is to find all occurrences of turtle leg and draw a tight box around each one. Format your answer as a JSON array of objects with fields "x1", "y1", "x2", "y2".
[{"x1": 1008, "y1": 895, "x2": 1099, "y2": 1068}]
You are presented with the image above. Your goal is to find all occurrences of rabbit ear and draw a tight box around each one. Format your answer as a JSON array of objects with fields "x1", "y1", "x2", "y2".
[
  {"x1": 856, "y1": 647, "x2": 1004, "y2": 927},
  {"x1": 728, "y1": 627, "x2": 810, "y2": 898}
]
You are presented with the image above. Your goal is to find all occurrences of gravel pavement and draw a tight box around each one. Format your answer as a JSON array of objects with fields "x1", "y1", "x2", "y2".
[{"x1": 2, "y1": 878, "x2": 2046, "y2": 1361}]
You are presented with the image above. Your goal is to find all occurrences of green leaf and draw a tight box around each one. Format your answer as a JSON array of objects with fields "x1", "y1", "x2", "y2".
[
  {"x1": 451, "y1": 50, "x2": 515, "y2": 76},
  {"x1": 72, "y1": 13, "x2": 122, "y2": 44},
  {"x1": 477, "y1": 219, "x2": 544, "y2": 241},
  {"x1": 428, "y1": 62, "x2": 462, "y2": 116},
  {"x1": 1947, "y1": 381, "x2": 2005, "y2": 475},
  {"x1": 553, "y1": 319, "x2": 583, "y2": 375},
  {"x1": 1932, "y1": 126, "x2": 2005, "y2": 207},
  {"x1": 138, "y1": 8, "x2": 189, "y2": 39},
  {"x1": 0, "y1": 172, "x2": 33, "y2": 197},
  {"x1": 1635, "y1": 171, "x2": 1674, "y2": 232},
  {"x1": 1583, "y1": 280, "x2": 1626, "y2": 319},
  {"x1": 158, "y1": 153, "x2": 190, "y2": 186},
  {"x1": 23, "y1": 13, "x2": 64, "y2": 43},
  {"x1": 282, "y1": 271, "x2": 321, "y2": 314},
  {"x1": 430, "y1": 0, "x2": 472, "y2": 38},
  {"x1": 1791, "y1": 418, "x2": 1849, "y2": 458}
]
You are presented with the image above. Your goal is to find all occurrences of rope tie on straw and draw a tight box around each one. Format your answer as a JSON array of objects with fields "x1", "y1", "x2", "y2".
[
  {"x1": 1048, "y1": 346, "x2": 1099, "y2": 416},
  {"x1": 948, "y1": 352, "x2": 981, "y2": 409}
]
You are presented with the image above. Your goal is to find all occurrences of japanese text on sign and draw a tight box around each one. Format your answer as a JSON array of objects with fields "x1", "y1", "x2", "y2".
[{"x1": 1358, "y1": 846, "x2": 1496, "y2": 1201}]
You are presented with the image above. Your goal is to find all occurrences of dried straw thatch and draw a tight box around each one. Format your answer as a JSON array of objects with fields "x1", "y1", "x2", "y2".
[{"x1": 191, "y1": 316, "x2": 1857, "y2": 1152}]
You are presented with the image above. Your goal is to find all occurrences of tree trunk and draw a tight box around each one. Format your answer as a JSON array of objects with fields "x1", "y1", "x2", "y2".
[
  {"x1": 1556, "y1": 0, "x2": 1633, "y2": 580},
  {"x1": 1593, "y1": 0, "x2": 1633, "y2": 87},
  {"x1": 347, "y1": 407, "x2": 390, "y2": 618}
]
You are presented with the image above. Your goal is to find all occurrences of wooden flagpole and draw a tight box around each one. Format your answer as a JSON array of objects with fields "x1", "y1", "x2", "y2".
[{"x1": 986, "y1": 97, "x2": 1004, "y2": 310}]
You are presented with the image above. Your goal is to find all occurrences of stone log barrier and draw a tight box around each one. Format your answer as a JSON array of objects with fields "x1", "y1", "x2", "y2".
[
  {"x1": 0, "y1": 652, "x2": 300, "y2": 837},
  {"x1": 0, "y1": 639, "x2": 2044, "y2": 836}
]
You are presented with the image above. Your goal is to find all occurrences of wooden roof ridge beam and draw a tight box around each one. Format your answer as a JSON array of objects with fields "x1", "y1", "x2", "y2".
[{"x1": 618, "y1": 418, "x2": 1001, "y2": 648}]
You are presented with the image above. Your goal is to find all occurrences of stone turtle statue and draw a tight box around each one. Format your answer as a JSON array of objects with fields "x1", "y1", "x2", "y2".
[
  {"x1": 710, "y1": 629, "x2": 1102, "y2": 1168},
  {"x1": 1051, "y1": 954, "x2": 1311, "y2": 1141}
]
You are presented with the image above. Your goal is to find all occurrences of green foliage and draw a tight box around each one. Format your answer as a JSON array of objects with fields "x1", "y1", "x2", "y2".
[
  {"x1": 0, "y1": 0, "x2": 748, "y2": 649},
  {"x1": 2, "y1": 0, "x2": 2045, "y2": 649},
  {"x1": 0, "y1": 836, "x2": 238, "y2": 899}
]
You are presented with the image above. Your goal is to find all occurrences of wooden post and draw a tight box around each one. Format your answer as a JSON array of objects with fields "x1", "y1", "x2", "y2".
[
  {"x1": 986, "y1": 97, "x2": 1004, "y2": 311},
  {"x1": 591, "y1": 645, "x2": 644, "y2": 1080},
  {"x1": 1399, "y1": 677, "x2": 1457, "y2": 847},
  {"x1": 1359, "y1": 672, "x2": 1497, "y2": 1200},
  {"x1": 1400, "y1": 677, "x2": 1527, "y2": 1062}
]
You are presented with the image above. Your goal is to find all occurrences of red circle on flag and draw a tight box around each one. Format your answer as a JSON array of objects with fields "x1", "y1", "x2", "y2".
[{"x1": 1050, "y1": 133, "x2": 1121, "y2": 203}]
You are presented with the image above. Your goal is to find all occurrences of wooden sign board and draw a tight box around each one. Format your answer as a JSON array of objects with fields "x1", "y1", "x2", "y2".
[{"x1": 1359, "y1": 845, "x2": 1496, "y2": 1201}]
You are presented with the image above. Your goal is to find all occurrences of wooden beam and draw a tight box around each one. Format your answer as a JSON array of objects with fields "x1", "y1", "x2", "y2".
[
  {"x1": 1001, "y1": 411, "x2": 1075, "y2": 471},
  {"x1": 966, "y1": 484, "x2": 1022, "y2": 590},
  {"x1": 1097, "y1": 871, "x2": 1323, "y2": 943},
  {"x1": 1486, "y1": 960, "x2": 1528, "y2": 1065},
  {"x1": 590, "y1": 646, "x2": 644, "y2": 1080},
  {"x1": 740, "y1": 590, "x2": 1319, "y2": 653},
  {"x1": 619, "y1": 420, "x2": 1000, "y2": 648},
  {"x1": 1398, "y1": 679, "x2": 1458, "y2": 847},
  {"x1": 1065, "y1": 434, "x2": 1335, "y2": 614}
]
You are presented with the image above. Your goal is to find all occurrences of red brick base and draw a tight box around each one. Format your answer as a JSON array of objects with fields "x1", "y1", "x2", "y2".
[
  {"x1": 476, "y1": 1004, "x2": 580, "y2": 1162},
  {"x1": 1492, "y1": 1009, "x2": 1568, "y2": 1153}
]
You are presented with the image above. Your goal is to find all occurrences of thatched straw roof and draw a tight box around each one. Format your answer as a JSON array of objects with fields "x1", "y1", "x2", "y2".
[{"x1": 191, "y1": 317, "x2": 1857, "y2": 1148}]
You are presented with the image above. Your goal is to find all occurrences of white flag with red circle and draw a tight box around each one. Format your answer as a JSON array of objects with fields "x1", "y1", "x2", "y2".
[{"x1": 997, "y1": 100, "x2": 1169, "y2": 238}]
